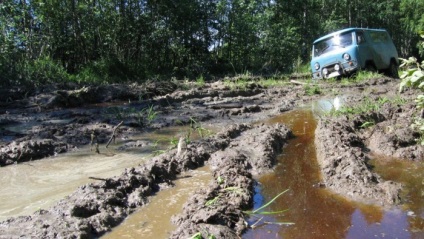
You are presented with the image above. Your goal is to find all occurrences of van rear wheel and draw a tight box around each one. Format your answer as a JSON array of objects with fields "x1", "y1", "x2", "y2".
[
  {"x1": 387, "y1": 61, "x2": 399, "y2": 78},
  {"x1": 365, "y1": 64, "x2": 377, "y2": 72}
]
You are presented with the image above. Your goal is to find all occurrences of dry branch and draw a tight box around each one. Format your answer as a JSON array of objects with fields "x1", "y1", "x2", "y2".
[{"x1": 106, "y1": 121, "x2": 123, "y2": 148}]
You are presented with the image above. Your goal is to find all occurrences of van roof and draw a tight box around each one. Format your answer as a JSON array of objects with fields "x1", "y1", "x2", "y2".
[{"x1": 313, "y1": 28, "x2": 387, "y2": 44}]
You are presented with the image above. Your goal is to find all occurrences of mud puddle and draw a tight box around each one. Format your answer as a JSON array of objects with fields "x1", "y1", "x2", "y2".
[
  {"x1": 102, "y1": 166, "x2": 212, "y2": 239},
  {"x1": 0, "y1": 150, "x2": 148, "y2": 221},
  {"x1": 370, "y1": 156, "x2": 424, "y2": 235},
  {"x1": 243, "y1": 109, "x2": 423, "y2": 239},
  {"x1": 0, "y1": 125, "x2": 206, "y2": 221}
]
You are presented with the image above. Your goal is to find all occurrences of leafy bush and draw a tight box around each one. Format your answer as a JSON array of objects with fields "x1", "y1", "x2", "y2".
[
  {"x1": 399, "y1": 54, "x2": 424, "y2": 145},
  {"x1": 75, "y1": 58, "x2": 135, "y2": 84},
  {"x1": 18, "y1": 56, "x2": 70, "y2": 86}
]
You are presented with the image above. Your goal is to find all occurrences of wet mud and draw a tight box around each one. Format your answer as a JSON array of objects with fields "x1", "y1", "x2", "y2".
[
  {"x1": 0, "y1": 123, "x2": 291, "y2": 238},
  {"x1": 315, "y1": 95, "x2": 423, "y2": 205},
  {"x1": 0, "y1": 76, "x2": 423, "y2": 238}
]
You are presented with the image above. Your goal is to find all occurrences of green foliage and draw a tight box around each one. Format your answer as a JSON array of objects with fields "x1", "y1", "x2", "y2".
[
  {"x1": 169, "y1": 137, "x2": 179, "y2": 149},
  {"x1": 0, "y1": 0, "x2": 423, "y2": 85},
  {"x1": 196, "y1": 75, "x2": 206, "y2": 87},
  {"x1": 355, "y1": 71, "x2": 385, "y2": 82},
  {"x1": 103, "y1": 105, "x2": 157, "y2": 126},
  {"x1": 18, "y1": 56, "x2": 70, "y2": 86},
  {"x1": 327, "y1": 96, "x2": 406, "y2": 117},
  {"x1": 145, "y1": 105, "x2": 158, "y2": 124},
  {"x1": 189, "y1": 117, "x2": 212, "y2": 139},
  {"x1": 293, "y1": 60, "x2": 312, "y2": 75},
  {"x1": 399, "y1": 57, "x2": 424, "y2": 92},
  {"x1": 360, "y1": 121, "x2": 375, "y2": 129},
  {"x1": 217, "y1": 176, "x2": 225, "y2": 185},
  {"x1": 304, "y1": 83, "x2": 321, "y2": 96},
  {"x1": 338, "y1": 70, "x2": 384, "y2": 85},
  {"x1": 244, "y1": 189, "x2": 289, "y2": 215},
  {"x1": 205, "y1": 196, "x2": 220, "y2": 207},
  {"x1": 189, "y1": 231, "x2": 216, "y2": 239},
  {"x1": 244, "y1": 189, "x2": 294, "y2": 227},
  {"x1": 76, "y1": 59, "x2": 135, "y2": 84},
  {"x1": 399, "y1": 51, "x2": 424, "y2": 145}
]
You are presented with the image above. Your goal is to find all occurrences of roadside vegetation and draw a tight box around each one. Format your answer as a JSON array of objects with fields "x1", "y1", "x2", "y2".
[
  {"x1": 325, "y1": 96, "x2": 407, "y2": 118},
  {"x1": 1, "y1": 0, "x2": 424, "y2": 88},
  {"x1": 399, "y1": 35, "x2": 424, "y2": 144}
]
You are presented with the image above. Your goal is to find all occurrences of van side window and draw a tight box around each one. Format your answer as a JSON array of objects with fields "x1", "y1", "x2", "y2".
[
  {"x1": 356, "y1": 32, "x2": 365, "y2": 44},
  {"x1": 369, "y1": 32, "x2": 389, "y2": 43}
]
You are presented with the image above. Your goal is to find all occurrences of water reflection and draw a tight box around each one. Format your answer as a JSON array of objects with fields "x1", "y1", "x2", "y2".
[
  {"x1": 312, "y1": 96, "x2": 345, "y2": 115},
  {"x1": 347, "y1": 208, "x2": 410, "y2": 239},
  {"x1": 370, "y1": 157, "x2": 424, "y2": 237}
]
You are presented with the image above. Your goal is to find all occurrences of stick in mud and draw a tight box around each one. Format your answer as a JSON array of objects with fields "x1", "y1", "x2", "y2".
[
  {"x1": 88, "y1": 176, "x2": 107, "y2": 181},
  {"x1": 90, "y1": 130, "x2": 100, "y2": 153},
  {"x1": 176, "y1": 136, "x2": 187, "y2": 158},
  {"x1": 106, "y1": 121, "x2": 123, "y2": 148}
]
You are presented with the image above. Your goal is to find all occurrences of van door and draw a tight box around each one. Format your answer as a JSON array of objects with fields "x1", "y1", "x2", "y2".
[
  {"x1": 368, "y1": 31, "x2": 390, "y2": 69},
  {"x1": 355, "y1": 31, "x2": 372, "y2": 69}
]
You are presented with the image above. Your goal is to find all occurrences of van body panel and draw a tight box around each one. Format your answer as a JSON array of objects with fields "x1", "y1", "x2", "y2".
[{"x1": 311, "y1": 28, "x2": 399, "y2": 80}]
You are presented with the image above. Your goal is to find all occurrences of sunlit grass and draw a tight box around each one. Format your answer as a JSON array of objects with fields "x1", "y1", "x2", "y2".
[
  {"x1": 223, "y1": 74, "x2": 290, "y2": 90},
  {"x1": 339, "y1": 70, "x2": 385, "y2": 85},
  {"x1": 326, "y1": 96, "x2": 407, "y2": 117}
]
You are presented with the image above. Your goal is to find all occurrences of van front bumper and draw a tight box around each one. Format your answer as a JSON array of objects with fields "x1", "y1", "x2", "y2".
[{"x1": 312, "y1": 60, "x2": 358, "y2": 80}]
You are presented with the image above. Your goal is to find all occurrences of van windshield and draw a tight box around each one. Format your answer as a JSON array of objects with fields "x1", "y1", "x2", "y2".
[{"x1": 313, "y1": 32, "x2": 353, "y2": 57}]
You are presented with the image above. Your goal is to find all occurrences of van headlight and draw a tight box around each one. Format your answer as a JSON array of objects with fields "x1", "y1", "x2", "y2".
[
  {"x1": 322, "y1": 68, "x2": 328, "y2": 75},
  {"x1": 334, "y1": 64, "x2": 340, "y2": 71},
  {"x1": 314, "y1": 62, "x2": 320, "y2": 70},
  {"x1": 343, "y1": 53, "x2": 351, "y2": 61}
]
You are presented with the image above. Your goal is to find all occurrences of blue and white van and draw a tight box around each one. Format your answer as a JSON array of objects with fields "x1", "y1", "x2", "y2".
[{"x1": 310, "y1": 28, "x2": 399, "y2": 80}]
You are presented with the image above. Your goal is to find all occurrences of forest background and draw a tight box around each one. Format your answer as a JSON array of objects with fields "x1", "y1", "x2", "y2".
[{"x1": 1, "y1": 0, "x2": 423, "y2": 87}]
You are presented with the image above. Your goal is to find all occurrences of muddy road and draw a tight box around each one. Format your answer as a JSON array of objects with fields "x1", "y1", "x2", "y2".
[{"x1": 0, "y1": 76, "x2": 423, "y2": 238}]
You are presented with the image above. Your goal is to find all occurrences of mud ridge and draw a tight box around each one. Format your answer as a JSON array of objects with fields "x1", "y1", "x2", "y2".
[
  {"x1": 314, "y1": 81, "x2": 423, "y2": 206},
  {"x1": 0, "y1": 123, "x2": 292, "y2": 239},
  {"x1": 315, "y1": 115, "x2": 403, "y2": 206},
  {"x1": 170, "y1": 123, "x2": 292, "y2": 238}
]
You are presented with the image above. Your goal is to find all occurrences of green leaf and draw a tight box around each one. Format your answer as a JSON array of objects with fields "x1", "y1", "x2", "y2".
[
  {"x1": 205, "y1": 196, "x2": 220, "y2": 206},
  {"x1": 267, "y1": 222, "x2": 295, "y2": 226},
  {"x1": 189, "y1": 232, "x2": 202, "y2": 239},
  {"x1": 252, "y1": 209, "x2": 289, "y2": 215},
  {"x1": 249, "y1": 189, "x2": 289, "y2": 214},
  {"x1": 360, "y1": 121, "x2": 375, "y2": 128},
  {"x1": 410, "y1": 71, "x2": 424, "y2": 83}
]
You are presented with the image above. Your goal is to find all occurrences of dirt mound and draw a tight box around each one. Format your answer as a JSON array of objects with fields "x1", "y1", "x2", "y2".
[
  {"x1": 315, "y1": 117, "x2": 402, "y2": 205},
  {"x1": 363, "y1": 103, "x2": 423, "y2": 160},
  {"x1": 0, "y1": 139, "x2": 69, "y2": 166},
  {"x1": 0, "y1": 123, "x2": 292, "y2": 239},
  {"x1": 314, "y1": 79, "x2": 423, "y2": 206}
]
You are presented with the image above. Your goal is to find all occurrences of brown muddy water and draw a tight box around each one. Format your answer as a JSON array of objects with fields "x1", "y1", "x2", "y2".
[
  {"x1": 0, "y1": 151, "x2": 145, "y2": 221},
  {"x1": 0, "y1": 126, "x2": 199, "y2": 221},
  {"x1": 243, "y1": 108, "x2": 424, "y2": 239},
  {"x1": 102, "y1": 166, "x2": 212, "y2": 239}
]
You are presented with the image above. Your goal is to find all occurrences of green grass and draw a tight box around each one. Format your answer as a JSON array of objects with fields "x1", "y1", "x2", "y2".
[
  {"x1": 303, "y1": 83, "x2": 321, "y2": 95},
  {"x1": 196, "y1": 75, "x2": 206, "y2": 87},
  {"x1": 293, "y1": 61, "x2": 312, "y2": 75},
  {"x1": 103, "y1": 105, "x2": 158, "y2": 125},
  {"x1": 339, "y1": 70, "x2": 384, "y2": 85},
  {"x1": 326, "y1": 96, "x2": 407, "y2": 117}
]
